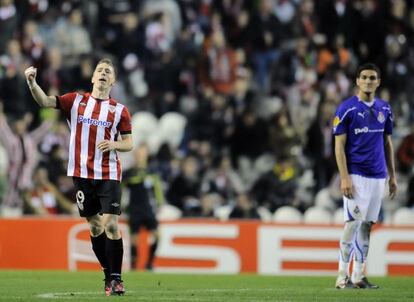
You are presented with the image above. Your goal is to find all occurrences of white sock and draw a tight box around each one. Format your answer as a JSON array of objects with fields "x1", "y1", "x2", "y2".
[
  {"x1": 338, "y1": 260, "x2": 349, "y2": 276},
  {"x1": 338, "y1": 221, "x2": 359, "y2": 276},
  {"x1": 352, "y1": 260, "x2": 364, "y2": 282}
]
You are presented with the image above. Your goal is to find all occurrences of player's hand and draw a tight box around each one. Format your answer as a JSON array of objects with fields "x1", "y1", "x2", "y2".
[
  {"x1": 340, "y1": 176, "x2": 354, "y2": 199},
  {"x1": 24, "y1": 66, "x2": 37, "y2": 86},
  {"x1": 388, "y1": 177, "x2": 398, "y2": 200},
  {"x1": 97, "y1": 140, "x2": 116, "y2": 152}
]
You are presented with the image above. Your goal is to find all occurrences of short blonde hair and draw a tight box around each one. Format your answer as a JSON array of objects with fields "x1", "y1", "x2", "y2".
[{"x1": 96, "y1": 58, "x2": 116, "y2": 76}]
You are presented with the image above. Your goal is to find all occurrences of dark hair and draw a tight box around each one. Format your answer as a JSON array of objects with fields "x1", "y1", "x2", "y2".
[{"x1": 356, "y1": 63, "x2": 381, "y2": 79}]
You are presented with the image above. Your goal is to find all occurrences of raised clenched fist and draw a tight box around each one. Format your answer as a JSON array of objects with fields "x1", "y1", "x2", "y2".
[{"x1": 24, "y1": 66, "x2": 37, "y2": 85}]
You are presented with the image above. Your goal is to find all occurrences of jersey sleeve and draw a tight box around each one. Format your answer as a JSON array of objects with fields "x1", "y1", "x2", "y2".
[
  {"x1": 56, "y1": 92, "x2": 77, "y2": 114},
  {"x1": 384, "y1": 104, "x2": 394, "y2": 135},
  {"x1": 332, "y1": 104, "x2": 349, "y2": 135},
  {"x1": 118, "y1": 106, "x2": 132, "y2": 135}
]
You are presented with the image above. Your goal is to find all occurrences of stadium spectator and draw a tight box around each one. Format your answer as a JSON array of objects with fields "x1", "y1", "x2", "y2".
[
  {"x1": 202, "y1": 155, "x2": 245, "y2": 205},
  {"x1": 52, "y1": 8, "x2": 92, "y2": 68},
  {"x1": 39, "y1": 47, "x2": 67, "y2": 94},
  {"x1": 268, "y1": 107, "x2": 302, "y2": 159},
  {"x1": 167, "y1": 155, "x2": 202, "y2": 216},
  {"x1": 20, "y1": 19, "x2": 46, "y2": 66},
  {"x1": 190, "y1": 193, "x2": 219, "y2": 218},
  {"x1": 23, "y1": 165, "x2": 75, "y2": 215},
  {"x1": 306, "y1": 101, "x2": 337, "y2": 194},
  {"x1": 230, "y1": 108, "x2": 269, "y2": 167},
  {"x1": 248, "y1": 0, "x2": 284, "y2": 91},
  {"x1": 0, "y1": 39, "x2": 38, "y2": 117},
  {"x1": 228, "y1": 63, "x2": 254, "y2": 116},
  {"x1": 141, "y1": 0, "x2": 182, "y2": 44},
  {"x1": 229, "y1": 193, "x2": 260, "y2": 220},
  {"x1": 291, "y1": 0, "x2": 317, "y2": 40},
  {"x1": 186, "y1": 92, "x2": 234, "y2": 156},
  {"x1": 250, "y1": 155, "x2": 303, "y2": 213},
  {"x1": 0, "y1": 0, "x2": 18, "y2": 54},
  {"x1": 0, "y1": 102, "x2": 53, "y2": 215},
  {"x1": 199, "y1": 28, "x2": 238, "y2": 96},
  {"x1": 396, "y1": 126, "x2": 414, "y2": 208},
  {"x1": 24, "y1": 58, "x2": 132, "y2": 296},
  {"x1": 333, "y1": 63, "x2": 397, "y2": 289},
  {"x1": 39, "y1": 142, "x2": 76, "y2": 204},
  {"x1": 145, "y1": 49, "x2": 181, "y2": 117},
  {"x1": 39, "y1": 119, "x2": 70, "y2": 157}
]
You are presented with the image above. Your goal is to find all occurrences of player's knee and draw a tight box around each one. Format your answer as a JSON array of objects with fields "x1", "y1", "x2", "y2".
[
  {"x1": 345, "y1": 220, "x2": 361, "y2": 232},
  {"x1": 105, "y1": 221, "x2": 119, "y2": 236},
  {"x1": 89, "y1": 223, "x2": 104, "y2": 236},
  {"x1": 342, "y1": 220, "x2": 361, "y2": 241},
  {"x1": 360, "y1": 221, "x2": 372, "y2": 240}
]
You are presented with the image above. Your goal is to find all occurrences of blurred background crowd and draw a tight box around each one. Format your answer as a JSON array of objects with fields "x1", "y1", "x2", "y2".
[{"x1": 1, "y1": 0, "x2": 414, "y2": 224}]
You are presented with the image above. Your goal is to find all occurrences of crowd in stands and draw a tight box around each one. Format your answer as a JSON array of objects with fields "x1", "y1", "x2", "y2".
[{"x1": 1, "y1": 0, "x2": 414, "y2": 223}]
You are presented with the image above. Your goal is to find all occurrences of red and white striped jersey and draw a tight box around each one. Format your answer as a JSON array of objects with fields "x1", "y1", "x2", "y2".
[{"x1": 57, "y1": 92, "x2": 132, "y2": 181}]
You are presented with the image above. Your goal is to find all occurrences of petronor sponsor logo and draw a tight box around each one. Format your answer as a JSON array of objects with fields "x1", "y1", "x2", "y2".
[{"x1": 78, "y1": 115, "x2": 112, "y2": 127}]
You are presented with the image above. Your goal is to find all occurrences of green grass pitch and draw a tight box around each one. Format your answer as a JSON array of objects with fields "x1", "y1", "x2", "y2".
[{"x1": 0, "y1": 270, "x2": 413, "y2": 301}]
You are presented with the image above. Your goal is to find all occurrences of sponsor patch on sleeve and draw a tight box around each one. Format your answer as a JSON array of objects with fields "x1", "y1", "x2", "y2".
[{"x1": 333, "y1": 116, "x2": 340, "y2": 127}]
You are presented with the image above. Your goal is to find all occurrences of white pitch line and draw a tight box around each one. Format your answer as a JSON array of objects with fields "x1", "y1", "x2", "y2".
[{"x1": 35, "y1": 288, "x2": 279, "y2": 300}]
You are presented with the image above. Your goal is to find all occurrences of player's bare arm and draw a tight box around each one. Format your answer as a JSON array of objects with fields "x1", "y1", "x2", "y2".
[
  {"x1": 335, "y1": 134, "x2": 354, "y2": 199},
  {"x1": 97, "y1": 134, "x2": 133, "y2": 153},
  {"x1": 24, "y1": 66, "x2": 57, "y2": 108},
  {"x1": 384, "y1": 134, "x2": 398, "y2": 199}
]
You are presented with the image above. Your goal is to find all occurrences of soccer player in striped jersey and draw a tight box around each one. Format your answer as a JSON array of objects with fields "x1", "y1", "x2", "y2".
[
  {"x1": 24, "y1": 58, "x2": 133, "y2": 296},
  {"x1": 333, "y1": 63, "x2": 397, "y2": 289}
]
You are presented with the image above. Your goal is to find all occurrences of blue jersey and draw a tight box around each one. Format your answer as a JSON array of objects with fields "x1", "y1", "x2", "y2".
[{"x1": 332, "y1": 96, "x2": 393, "y2": 178}]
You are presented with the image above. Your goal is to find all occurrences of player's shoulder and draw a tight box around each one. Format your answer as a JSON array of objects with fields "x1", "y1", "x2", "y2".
[
  {"x1": 58, "y1": 92, "x2": 87, "y2": 109},
  {"x1": 339, "y1": 95, "x2": 358, "y2": 107},
  {"x1": 109, "y1": 97, "x2": 129, "y2": 110},
  {"x1": 375, "y1": 98, "x2": 391, "y2": 109},
  {"x1": 60, "y1": 91, "x2": 80, "y2": 98},
  {"x1": 336, "y1": 96, "x2": 358, "y2": 113},
  {"x1": 62, "y1": 91, "x2": 93, "y2": 100}
]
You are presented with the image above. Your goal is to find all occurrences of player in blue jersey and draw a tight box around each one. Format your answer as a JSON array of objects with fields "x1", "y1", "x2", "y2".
[{"x1": 333, "y1": 63, "x2": 397, "y2": 289}]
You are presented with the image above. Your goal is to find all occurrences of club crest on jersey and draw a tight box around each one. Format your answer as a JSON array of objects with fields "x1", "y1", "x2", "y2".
[
  {"x1": 377, "y1": 112, "x2": 385, "y2": 123},
  {"x1": 354, "y1": 206, "x2": 360, "y2": 215},
  {"x1": 109, "y1": 105, "x2": 116, "y2": 113}
]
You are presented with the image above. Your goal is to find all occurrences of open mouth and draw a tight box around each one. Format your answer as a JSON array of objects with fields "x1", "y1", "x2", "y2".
[{"x1": 99, "y1": 78, "x2": 107, "y2": 82}]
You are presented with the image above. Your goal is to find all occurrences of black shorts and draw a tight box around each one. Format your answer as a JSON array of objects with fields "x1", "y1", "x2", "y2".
[
  {"x1": 129, "y1": 211, "x2": 158, "y2": 233},
  {"x1": 73, "y1": 177, "x2": 122, "y2": 217}
]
